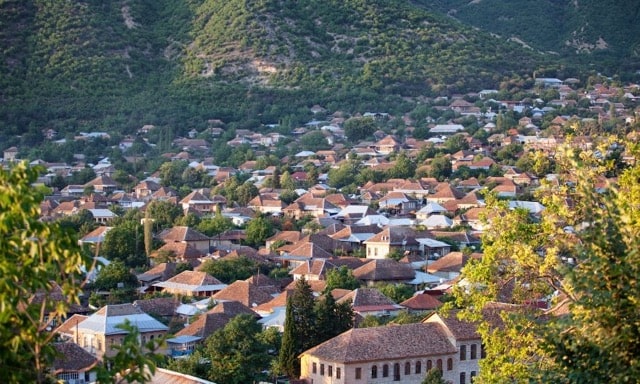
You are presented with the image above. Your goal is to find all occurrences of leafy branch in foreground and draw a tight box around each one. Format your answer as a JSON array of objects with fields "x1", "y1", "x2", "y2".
[
  {"x1": 0, "y1": 162, "x2": 165, "y2": 384},
  {"x1": 0, "y1": 162, "x2": 89, "y2": 383},
  {"x1": 452, "y1": 139, "x2": 640, "y2": 383}
]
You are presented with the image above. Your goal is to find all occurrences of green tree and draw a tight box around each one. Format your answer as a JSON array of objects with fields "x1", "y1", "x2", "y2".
[
  {"x1": 278, "y1": 278, "x2": 317, "y2": 378},
  {"x1": 199, "y1": 257, "x2": 259, "y2": 284},
  {"x1": 70, "y1": 167, "x2": 97, "y2": 185},
  {"x1": 146, "y1": 200, "x2": 183, "y2": 230},
  {"x1": 376, "y1": 283, "x2": 414, "y2": 303},
  {"x1": 245, "y1": 216, "x2": 275, "y2": 248},
  {"x1": 57, "y1": 209, "x2": 97, "y2": 236},
  {"x1": 0, "y1": 163, "x2": 158, "y2": 383},
  {"x1": 444, "y1": 134, "x2": 469, "y2": 153},
  {"x1": 92, "y1": 260, "x2": 139, "y2": 291},
  {"x1": 299, "y1": 130, "x2": 330, "y2": 151},
  {"x1": 428, "y1": 155, "x2": 452, "y2": 181},
  {"x1": 166, "y1": 350, "x2": 210, "y2": 379},
  {"x1": 278, "y1": 296, "x2": 298, "y2": 378},
  {"x1": 344, "y1": 116, "x2": 376, "y2": 142},
  {"x1": 236, "y1": 182, "x2": 259, "y2": 206},
  {"x1": 158, "y1": 160, "x2": 188, "y2": 188},
  {"x1": 515, "y1": 150, "x2": 553, "y2": 177},
  {"x1": 175, "y1": 212, "x2": 201, "y2": 228},
  {"x1": 325, "y1": 265, "x2": 361, "y2": 291},
  {"x1": 197, "y1": 208, "x2": 233, "y2": 237},
  {"x1": 452, "y1": 141, "x2": 640, "y2": 383},
  {"x1": 422, "y1": 368, "x2": 448, "y2": 384},
  {"x1": 388, "y1": 151, "x2": 416, "y2": 179},
  {"x1": 102, "y1": 220, "x2": 147, "y2": 268},
  {"x1": 280, "y1": 171, "x2": 296, "y2": 191},
  {"x1": 313, "y1": 292, "x2": 354, "y2": 346},
  {"x1": 0, "y1": 163, "x2": 89, "y2": 382},
  {"x1": 327, "y1": 159, "x2": 359, "y2": 189},
  {"x1": 205, "y1": 314, "x2": 271, "y2": 384}
]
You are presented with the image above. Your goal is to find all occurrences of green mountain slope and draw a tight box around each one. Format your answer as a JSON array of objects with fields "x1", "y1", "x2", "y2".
[
  {"x1": 181, "y1": 0, "x2": 543, "y2": 91},
  {"x1": 422, "y1": 0, "x2": 640, "y2": 62},
  {"x1": 0, "y1": 0, "x2": 616, "y2": 140}
]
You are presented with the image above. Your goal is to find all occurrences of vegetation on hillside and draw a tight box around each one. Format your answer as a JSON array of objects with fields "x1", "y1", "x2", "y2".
[
  {"x1": 0, "y1": 0, "x2": 558, "y2": 142},
  {"x1": 423, "y1": 0, "x2": 640, "y2": 72}
]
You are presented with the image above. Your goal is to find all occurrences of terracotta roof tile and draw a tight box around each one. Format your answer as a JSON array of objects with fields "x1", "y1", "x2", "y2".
[
  {"x1": 159, "y1": 226, "x2": 211, "y2": 242},
  {"x1": 353, "y1": 259, "x2": 415, "y2": 281},
  {"x1": 52, "y1": 342, "x2": 98, "y2": 373},
  {"x1": 133, "y1": 297, "x2": 181, "y2": 317},
  {"x1": 284, "y1": 279, "x2": 327, "y2": 293},
  {"x1": 165, "y1": 271, "x2": 224, "y2": 286},
  {"x1": 302, "y1": 322, "x2": 456, "y2": 362},
  {"x1": 427, "y1": 252, "x2": 482, "y2": 274},
  {"x1": 212, "y1": 280, "x2": 274, "y2": 307},
  {"x1": 400, "y1": 293, "x2": 443, "y2": 310}
]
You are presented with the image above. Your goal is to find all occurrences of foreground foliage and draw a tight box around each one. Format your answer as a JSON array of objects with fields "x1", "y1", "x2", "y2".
[
  {"x1": 0, "y1": 163, "x2": 88, "y2": 382},
  {"x1": 0, "y1": 163, "x2": 166, "y2": 383},
  {"x1": 453, "y1": 140, "x2": 640, "y2": 383}
]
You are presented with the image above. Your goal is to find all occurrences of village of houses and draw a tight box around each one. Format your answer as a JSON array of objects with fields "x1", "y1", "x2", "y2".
[{"x1": 5, "y1": 78, "x2": 640, "y2": 384}]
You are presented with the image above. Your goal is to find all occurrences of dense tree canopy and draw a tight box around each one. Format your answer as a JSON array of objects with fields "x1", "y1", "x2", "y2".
[
  {"x1": 199, "y1": 257, "x2": 260, "y2": 284},
  {"x1": 245, "y1": 215, "x2": 275, "y2": 248},
  {"x1": 102, "y1": 219, "x2": 147, "y2": 268},
  {"x1": 204, "y1": 314, "x2": 272, "y2": 384},
  {"x1": 452, "y1": 141, "x2": 640, "y2": 383},
  {"x1": 344, "y1": 116, "x2": 376, "y2": 142},
  {"x1": 324, "y1": 265, "x2": 361, "y2": 291}
]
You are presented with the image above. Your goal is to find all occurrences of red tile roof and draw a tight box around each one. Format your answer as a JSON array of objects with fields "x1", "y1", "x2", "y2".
[{"x1": 302, "y1": 322, "x2": 456, "y2": 362}]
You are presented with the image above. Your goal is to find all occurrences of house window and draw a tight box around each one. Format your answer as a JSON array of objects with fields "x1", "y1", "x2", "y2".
[
  {"x1": 97, "y1": 339, "x2": 102, "y2": 351},
  {"x1": 328, "y1": 365, "x2": 333, "y2": 377},
  {"x1": 312, "y1": 362, "x2": 317, "y2": 374},
  {"x1": 436, "y1": 359, "x2": 443, "y2": 371},
  {"x1": 58, "y1": 372, "x2": 79, "y2": 382},
  {"x1": 447, "y1": 358, "x2": 453, "y2": 371},
  {"x1": 460, "y1": 372, "x2": 466, "y2": 384},
  {"x1": 374, "y1": 248, "x2": 378, "y2": 256},
  {"x1": 470, "y1": 344, "x2": 477, "y2": 359},
  {"x1": 460, "y1": 344, "x2": 467, "y2": 360},
  {"x1": 368, "y1": 248, "x2": 371, "y2": 256},
  {"x1": 383, "y1": 364, "x2": 389, "y2": 377},
  {"x1": 394, "y1": 363, "x2": 400, "y2": 381},
  {"x1": 471, "y1": 371, "x2": 477, "y2": 382},
  {"x1": 415, "y1": 361, "x2": 422, "y2": 374},
  {"x1": 336, "y1": 367, "x2": 341, "y2": 379},
  {"x1": 481, "y1": 344, "x2": 486, "y2": 358},
  {"x1": 371, "y1": 365, "x2": 378, "y2": 378},
  {"x1": 320, "y1": 364, "x2": 325, "y2": 376},
  {"x1": 405, "y1": 362, "x2": 411, "y2": 375},
  {"x1": 427, "y1": 360, "x2": 432, "y2": 371},
  {"x1": 356, "y1": 367, "x2": 361, "y2": 379}
]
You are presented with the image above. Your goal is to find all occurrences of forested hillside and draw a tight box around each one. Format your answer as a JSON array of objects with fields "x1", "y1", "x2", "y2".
[
  {"x1": 0, "y1": 0, "x2": 633, "y2": 143},
  {"x1": 423, "y1": 0, "x2": 640, "y2": 66}
]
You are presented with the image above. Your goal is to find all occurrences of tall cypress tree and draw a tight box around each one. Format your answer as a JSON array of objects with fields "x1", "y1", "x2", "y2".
[
  {"x1": 278, "y1": 298, "x2": 298, "y2": 378},
  {"x1": 277, "y1": 277, "x2": 316, "y2": 378}
]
